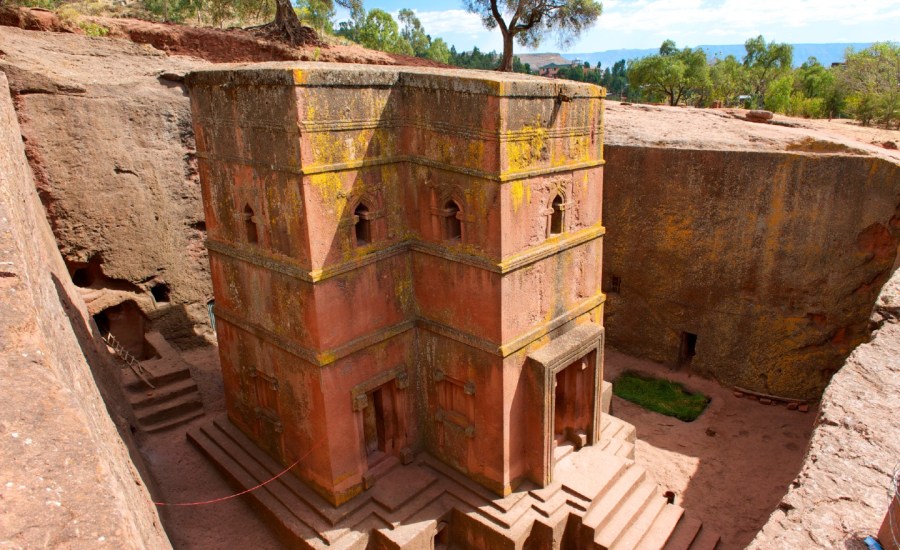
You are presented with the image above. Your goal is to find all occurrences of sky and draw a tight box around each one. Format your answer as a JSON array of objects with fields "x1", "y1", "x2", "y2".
[{"x1": 334, "y1": 0, "x2": 900, "y2": 54}]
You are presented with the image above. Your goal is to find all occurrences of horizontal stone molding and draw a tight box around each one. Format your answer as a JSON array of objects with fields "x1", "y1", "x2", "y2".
[
  {"x1": 213, "y1": 307, "x2": 415, "y2": 368},
  {"x1": 213, "y1": 289, "x2": 604, "y2": 367},
  {"x1": 207, "y1": 222, "x2": 603, "y2": 282},
  {"x1": 499, "y1": 292, "x2": 606, "y2": 357},
  {"x1": 195, "y1": 152, "x2": 604, "y2": 183}
]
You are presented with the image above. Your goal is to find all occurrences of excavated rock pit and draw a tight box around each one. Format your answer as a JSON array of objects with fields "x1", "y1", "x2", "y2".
[
  {"x1": 604, "y1": 102, "x2": 899, "y2": 400},
  {"x1": 1, "y1": 21, "x2": 898, "y2": 549}
]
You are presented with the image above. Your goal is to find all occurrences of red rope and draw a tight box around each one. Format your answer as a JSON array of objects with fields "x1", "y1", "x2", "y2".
[{"x1": 154, "y1": 444, "x2": 316, "y2": 507}]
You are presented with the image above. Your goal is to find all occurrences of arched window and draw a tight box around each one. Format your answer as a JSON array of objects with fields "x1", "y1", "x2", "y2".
[
  {"x1": 243, "y1": 205, "x2": 258, "y2": 244},
  {"x1": 354, "y1": 203, "x2": 372, "y2": 246},
  {"x1": 549, "y1": 195, "x2": 564, "y2": 235},
  {"x1": 443, "y1": 200, "x2": 462, "y2": 241}
]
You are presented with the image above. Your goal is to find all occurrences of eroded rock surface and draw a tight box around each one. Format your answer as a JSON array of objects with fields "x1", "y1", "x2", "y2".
[
  {"x1": 749, "y1": 269, "x2": 900, "y2": 549},
  {"x1": 0, "y1": 26, "x2": 214, "y2": 346},
  {"x1": 603, "y1": 102, "x2": 900, "y2": 399},
  {"x1": 0, "y1": 71, "x2": 170, "y2": 549}
]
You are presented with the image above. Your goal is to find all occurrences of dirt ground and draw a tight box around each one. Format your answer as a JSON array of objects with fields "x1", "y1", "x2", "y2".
[
  {"x1": 136, "y1": 346, "x2": 281, "y2": 550},
  {"x1": 605, "y1": 349, "x2": 818, "y2": 549},
  {"x1": 140, "y1": 344, "x2": 817, "y2": 549}
]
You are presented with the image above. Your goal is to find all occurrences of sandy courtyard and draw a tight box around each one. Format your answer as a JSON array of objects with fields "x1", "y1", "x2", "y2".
[{"x1": 605, "y1": 349, "x2": 818, "y2": 549}]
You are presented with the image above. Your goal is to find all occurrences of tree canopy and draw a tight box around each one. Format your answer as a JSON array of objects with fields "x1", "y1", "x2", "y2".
[
  {"x1": 353, "y1": 8, "x2": 413, "y2": 54},
  {"x1": 742, "y1": 35, "x2": 793, "y2": 108},
  {"x1": 838, "y1": 42, "x2": 900, "y2": 127},
  {"x1": 463, "y1": 0, "x2": 602, "y2": 71},
  {"x1": 627, "y1": 41, "x2": 710, "y2": 106}
]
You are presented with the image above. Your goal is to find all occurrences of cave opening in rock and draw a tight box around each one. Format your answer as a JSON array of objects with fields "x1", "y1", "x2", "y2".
[
  {"x1": 678, "y1": 331, "x2": 698, "y2": 368},
  {"x1": 151, "y1": 282, "x2": 171, "y2": 303},
  {"x1": 68, "y1": 254, "x2": 105, "y2": 288},
  {"x1": 66, "y1": 254, "x2": 141, "y2": 292},
  {"x1": 609, "y1": 275, "x2": 622, "y2": 294},
  {"x1": 93, "y1": 300, "x2": 157, "y2": 360}
]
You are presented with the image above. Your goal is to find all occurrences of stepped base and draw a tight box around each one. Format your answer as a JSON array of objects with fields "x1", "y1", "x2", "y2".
[{"x1": 188, "y1": 413, "x2": 719, "y2": 550}]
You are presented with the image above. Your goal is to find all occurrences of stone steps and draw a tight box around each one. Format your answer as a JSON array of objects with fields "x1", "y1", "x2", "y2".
[
  {"x1": 187, "y1": 414, "x2": 719, "y2": 550},
  {"x1": 634, "y1": 503, "x2": 684, "y2": 549},
  {"x1": 130, "y1": 376, "x2": 199, "y2": 409},
  {"x1": 120, "y1": 331, "x2": 203, "y2": 433},
  {"x1": 604, "y1": 484, "x2": 667, "y2": 549},
  {"x1": 188, "y1": 418, "x2": 340, "y2": 549},
  {"x1": 134, "y1": 391, "x2": 204, "y2": 433},
  {"x1": 662, "y1": 513, "x2": 720, "y2": 550}
]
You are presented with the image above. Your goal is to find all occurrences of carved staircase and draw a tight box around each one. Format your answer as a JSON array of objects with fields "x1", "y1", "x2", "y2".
[
  {"x1": 119, "y1": 331, "x2": 204, "y2": 433},
  {"x1": 188, "y1": 412, "x2": 719, "y2": 549}
]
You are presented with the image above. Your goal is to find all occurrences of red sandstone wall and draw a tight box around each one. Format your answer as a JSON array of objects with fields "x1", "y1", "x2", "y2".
[
  {"x1": 0, "y1": 72, "x2": 171, "y2": 549},
  {"x1": 603, "y1": 145, "x2": 899, "y2": 399}
]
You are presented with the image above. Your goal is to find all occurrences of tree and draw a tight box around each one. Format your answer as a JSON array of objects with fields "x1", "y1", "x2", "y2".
[
  {"x1": 601, "y1": 59, "x2": 628, "y2": 98},
  {"x1": 795, "y1": 57, "x2": 833, "y2": 99},
  {"x1": 839, "y1": 42, "x2": 900, "y2": 127},
  {"x1": 742, "y1": 35, "x2": 792, "y2": 108},
  {"x1": 297, "y1": 0, "x2": 335, "y2": 33},
  {"x1": 426, "y1": 38, "x2": 451, "y2": 64},
  {"x1": 709, "y1": 55, "x2": 745, "y2": 106},
  {"x1": 355, "y1": 9, "x2": 413, "y2": 55},
  {"x1": 464, "y1": 0, "x2": 602, "y2": 71},
  {"x1": 255, "y1": 0, "x2": 355, "y2": 44},
  {"x1": 398, "y1": 8, "x2": 430, "y2": 57},
  {"x1": 627, "y1": 41, "x2": 710, "y2": 106}
]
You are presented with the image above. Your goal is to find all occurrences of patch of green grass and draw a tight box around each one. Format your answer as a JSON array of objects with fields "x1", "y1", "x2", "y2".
[{"x1": 613, "y1": 371, "x2": 710, "y2": 422}]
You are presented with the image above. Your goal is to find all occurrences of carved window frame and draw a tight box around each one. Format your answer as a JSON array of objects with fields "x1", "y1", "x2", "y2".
[
  {"x1": 341, "y1": 195, "x2": 385, "y2": 250},
  {"x1": 542, "y1": 192, "x2": 571, "y2": 238}
]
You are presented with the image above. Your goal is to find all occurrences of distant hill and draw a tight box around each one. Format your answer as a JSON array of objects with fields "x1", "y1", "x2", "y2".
[
  {"x1": 515, "y1": 53, "x2": 569, "y2": 69},
  {"x1": 522, "y1": 43, "x2": 874, "y2": 69}
]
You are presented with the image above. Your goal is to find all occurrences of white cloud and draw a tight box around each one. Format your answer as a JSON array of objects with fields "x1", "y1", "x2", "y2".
[
  {"x1": 565, "y1": 0, "x2": 900, "y2": 51},
  {"x1": 413, "y1": 9, "x2": 486, "y2": 35},
  {"x1": 593, "y1": 0, "x2": 900, "y2": 36}
]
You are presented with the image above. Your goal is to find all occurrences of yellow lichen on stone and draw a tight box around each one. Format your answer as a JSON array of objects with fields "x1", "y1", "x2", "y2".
[
  {"x1": 510, "y1": 180, "x2": 531, "y2": 212},
  {"x1": 395, "y1": 277, "x2": 413, "y2": 312},
  {"x1": 506, "y1": 124, "x2": 547, "y2": 173},
  {"x1": 308, "y1": 172, "x2": 346, "y2": 220}
]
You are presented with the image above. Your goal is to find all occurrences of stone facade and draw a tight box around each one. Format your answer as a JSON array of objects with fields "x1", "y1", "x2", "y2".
[{"x1": 186, "y1": 63, "x2": 606, "y2": 507}]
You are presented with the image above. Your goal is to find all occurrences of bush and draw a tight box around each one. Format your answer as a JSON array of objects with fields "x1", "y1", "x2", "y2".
[{"x1": 78, "y1": 19, "x2": 108, "y2": 35}]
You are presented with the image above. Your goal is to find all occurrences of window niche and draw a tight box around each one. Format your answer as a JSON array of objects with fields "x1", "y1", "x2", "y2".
[
  {"x1": 243, "y1": 204, "x2": 258, "y2": 244},
  {"x1": 547, "y1": 194, "x2": 566, "y2": 237},
  {"x1": 442, "y1": 200, "x2": 462, "y2": 242},
  {"x1": 353, "y1": 202, "x2": 372, "y2": 246}
]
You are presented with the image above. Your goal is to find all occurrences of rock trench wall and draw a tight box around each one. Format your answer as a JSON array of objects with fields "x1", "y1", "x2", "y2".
[
  {"x1": 0, "y1": 27, "x2": 213, "y2": 348},
  {"x1": 749, "y1": 270, "x2": 900, "y2": 548},
  {"x1": 603, "y1": 144, "x2": 899, "y2": 399},
  {"x1": 0, "y1": 72, "x2": 170, "y2": 549}
]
